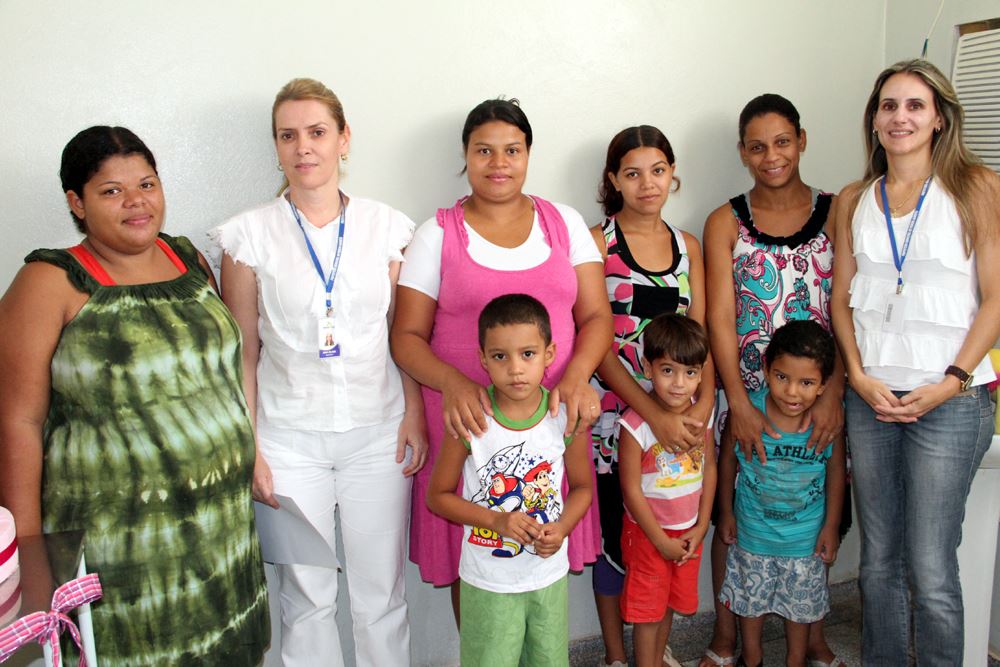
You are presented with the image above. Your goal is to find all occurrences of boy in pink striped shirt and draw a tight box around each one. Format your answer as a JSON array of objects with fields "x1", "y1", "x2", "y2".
[{"x1": 617, "y1": 314, "x2": 716, "y2": 667}]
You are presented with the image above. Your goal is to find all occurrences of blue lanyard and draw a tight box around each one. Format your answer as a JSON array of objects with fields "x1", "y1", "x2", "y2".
[
  {"x1": 288, "y1": 191, "x2": 347, "y2": 316},
  {"x1": 879, "y1": 176, "x2": 931, "y2": 294}
]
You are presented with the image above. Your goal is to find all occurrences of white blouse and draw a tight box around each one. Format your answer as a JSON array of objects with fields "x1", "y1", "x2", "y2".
[
  {"x1": 849, "y1": 179, "x2": 992, "y2": 391},
  {"x1": 211, "y1": 194, "x2": 415, "y2": 432},
  {"x1": 398, "y1": 202, "x2": 601, "y2": 300}
]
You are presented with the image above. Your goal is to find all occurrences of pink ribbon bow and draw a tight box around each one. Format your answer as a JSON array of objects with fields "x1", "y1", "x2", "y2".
[{"x1": 0, "y1": 573, "x2": 102, "y2": 666}]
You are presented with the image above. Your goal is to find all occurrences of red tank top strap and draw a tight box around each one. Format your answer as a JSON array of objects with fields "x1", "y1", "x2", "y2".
[
  {"x1": 67, "y1": 238, "x2": 188, "y2": 286},
  {"x1": 155, "y1": 237, "x2": 188, "y2": 274},
  {"x1": 67, "y1": 244, "x2": 116, "y2": 286}
]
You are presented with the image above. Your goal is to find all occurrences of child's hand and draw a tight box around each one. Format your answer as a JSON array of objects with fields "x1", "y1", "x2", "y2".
[
  {"x1": 717, "y1": 512, "x2": 738, "y2": 545},
  {"x1": 494, "y1": 511, "x2": 540, "y2": 546},
  {"x1": 677, "y1": 524, "x2": 709, "y2": 565},
  {"x1": 656, "y1": 536, "x2": 688, "y2": 562},
  {"x1": 533, "y1": 521, "x2": 568, "y2": 558},
  {"x1": 815, "y1": 525, "x2": 840, "y2": 564}
]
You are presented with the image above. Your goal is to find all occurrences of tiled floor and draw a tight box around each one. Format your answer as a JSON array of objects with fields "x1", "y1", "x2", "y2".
[
  {"x1": 571, "y1": 580, "x2": 1000, "y2": 666},
  {"x1": 569, "y1": 580, "x2": 862, "y2": 666}
]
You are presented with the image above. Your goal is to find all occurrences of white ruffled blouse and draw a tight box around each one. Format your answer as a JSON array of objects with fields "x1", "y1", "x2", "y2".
[
  {"x1": 211, "y1": 194, "x2": 415, "y2": 432},
  {"x1": 849, "y1": 178, "x2": 991, "y2": 391}
]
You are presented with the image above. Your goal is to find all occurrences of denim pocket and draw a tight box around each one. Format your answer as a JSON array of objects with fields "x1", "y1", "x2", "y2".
[{"x1": 980, "y1": 386, "x2": 997, "y2": 420}]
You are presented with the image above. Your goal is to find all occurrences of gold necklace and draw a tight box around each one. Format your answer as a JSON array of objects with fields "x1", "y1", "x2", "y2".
[{"x1": 887, "y1": 179, "x2": 921, "y2": 216}]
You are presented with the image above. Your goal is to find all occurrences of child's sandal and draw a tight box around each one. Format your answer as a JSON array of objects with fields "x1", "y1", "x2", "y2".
[{"x1": 808, "y1": 659, "x2": 844, "y2": 667}]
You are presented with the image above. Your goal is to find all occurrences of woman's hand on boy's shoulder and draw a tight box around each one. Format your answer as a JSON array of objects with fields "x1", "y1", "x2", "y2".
[
  {"x1": 729, "y1": 399, "x2": 778, "y2": 463},
  {"x1": 815, "y1": 525, "x2": 840, "y2": 564},
  {"x1": 649, "y1": 409, "x2": 703, "y2": 454},
  {"x1": 550, "y1": 375, "x2": 601, "y2": 436},
  {"x1": 533, "y1": 521, "x2": 569, "y2": 558},
  {"x1": 441, "y1": 370, "x2": 493, "y2": 439}
]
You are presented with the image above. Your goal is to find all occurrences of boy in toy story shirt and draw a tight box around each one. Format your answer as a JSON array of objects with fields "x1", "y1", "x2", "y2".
[{"x1": 426, "y1": 295, "x2": 593, "y2": 667}]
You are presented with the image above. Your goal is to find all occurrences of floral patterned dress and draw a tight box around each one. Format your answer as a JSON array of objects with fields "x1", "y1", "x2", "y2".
[
  {"x1": 714, "y1": 189, "x2": 834, "y2": 442},
  {"x1": 589, "y1": 217, "x2": 691, "y2": 569},
  {"x1": 590, "y1": 217, "x2": 692, "y2": 473}
]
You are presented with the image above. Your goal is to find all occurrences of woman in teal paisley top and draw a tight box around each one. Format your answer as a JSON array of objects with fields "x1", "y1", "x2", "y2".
[{"x1": 0, "y1": 126, "x2": 269, "y2": 666}]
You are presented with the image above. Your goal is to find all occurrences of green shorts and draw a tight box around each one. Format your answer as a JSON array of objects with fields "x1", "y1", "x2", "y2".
[{"x1": 460, "y1": 575, "x2": 569, "y2": 667}]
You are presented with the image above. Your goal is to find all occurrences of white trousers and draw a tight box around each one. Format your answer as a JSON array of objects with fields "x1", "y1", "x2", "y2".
[{"x1": 258, "y1": 419, "x2": 411, "y2": 667}]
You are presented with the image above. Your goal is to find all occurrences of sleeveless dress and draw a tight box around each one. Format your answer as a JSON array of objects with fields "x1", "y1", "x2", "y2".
[
  {"x1": 409, "y1": 196, "x2": 603, "y2": 585},
  {"x1": 588, "y1": 217, "x2": 691, "y2": 571},
  {"x1": 590, "y1": 217, "x2": 691, "y2": 473},
  {"x1": 714, "y1": 189, "x2": 834, "y2": 442},
  {"x1": 29, "y1": 235, "x2": 269, "y2": 667}
]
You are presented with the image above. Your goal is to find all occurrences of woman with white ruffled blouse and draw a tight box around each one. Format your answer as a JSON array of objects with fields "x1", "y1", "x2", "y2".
[
  {"x1": 214, "y1": 78, "x2": 426, "y2": 667},
  {"x1": 831, "y1": 59, "x2": 1000, "y2": 665}
]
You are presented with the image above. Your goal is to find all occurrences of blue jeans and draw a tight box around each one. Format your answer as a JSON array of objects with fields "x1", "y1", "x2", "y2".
[{"x1": 847, "y1": 385, "x2": 995, "y2": 666}]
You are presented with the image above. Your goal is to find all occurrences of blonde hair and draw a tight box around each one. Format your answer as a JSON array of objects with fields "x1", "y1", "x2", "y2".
[
  {"x1": 271, "y1": 78, "x2": 346, "y2": 137},
  {"x1": 859, "y1": 59, "x2": 993, "y2": 253}
]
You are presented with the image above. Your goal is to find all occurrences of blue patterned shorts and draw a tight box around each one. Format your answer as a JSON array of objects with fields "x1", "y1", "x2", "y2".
[{"x1": 719, "y1": 544, "x2": 829, "y2": 623}]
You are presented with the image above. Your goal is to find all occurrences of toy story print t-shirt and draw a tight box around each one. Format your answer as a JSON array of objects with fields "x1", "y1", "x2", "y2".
[{"x1": 459, "y1": 387, "x2": 570, "y2": 593}]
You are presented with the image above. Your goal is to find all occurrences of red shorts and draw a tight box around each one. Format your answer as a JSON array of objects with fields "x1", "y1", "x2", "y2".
[{"x1": 619, "y1": 517, "x2": 701, "y2": 623}]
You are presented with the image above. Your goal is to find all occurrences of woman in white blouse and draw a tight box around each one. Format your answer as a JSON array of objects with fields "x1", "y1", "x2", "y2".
[
  {"x1": 831, "y1": 59, "x2": 999, "y2": 664},
  {"x1": 214, "y1": 78, "x2": 426, "y2": 667}
]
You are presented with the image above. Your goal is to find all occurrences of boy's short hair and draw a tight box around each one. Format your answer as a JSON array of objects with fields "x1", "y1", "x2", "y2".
[
  {"x1": 478, "y1": 294, "x2": 552, "y2": 348},
  {"x1": 641, "y1": 314, "x2": 708, "y2": 366},
  {"x1": 764, "y1": 320, "x2": 836, "y2": 381}
]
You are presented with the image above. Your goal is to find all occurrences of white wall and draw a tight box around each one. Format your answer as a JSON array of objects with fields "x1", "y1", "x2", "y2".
[
  {"x1": 0, "y1": 2, "x2": 889, "y2": 665},
  {"x1": 884, "y1": 0, "x2": 998, "y2": 74}
]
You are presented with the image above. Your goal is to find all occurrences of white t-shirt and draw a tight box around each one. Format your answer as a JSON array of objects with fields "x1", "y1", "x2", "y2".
[
  {"x1": 211, "y1": 193, "x2": 415, "y2": 432},
  {"x1": 459, "y1": 389, "x2": 570, "y2": 593},
  {"x1": 398, "y1": 202, "x2": 601, "y2": 300}
]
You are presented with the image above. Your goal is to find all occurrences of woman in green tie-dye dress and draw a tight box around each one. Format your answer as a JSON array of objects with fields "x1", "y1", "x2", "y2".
[{"x1": 0, "y1": 126, "x2": 268, "y2": 666}]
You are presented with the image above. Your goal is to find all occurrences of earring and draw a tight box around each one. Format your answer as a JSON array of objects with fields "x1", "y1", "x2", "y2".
[
  {"x1": 277, "y1": 164, "x2": 284, "y2": 171},
  {"x1": 935, "y1": 126, "x2": 942, "y2": 133},
  {"x1": 340, "y1": 153, "x2": 349, "y2": 163}
]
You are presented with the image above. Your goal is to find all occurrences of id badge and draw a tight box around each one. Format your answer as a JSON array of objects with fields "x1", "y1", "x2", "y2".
[
  {"x1": 318, "y1": 317, "x2": 341, "y2": 358},
  {"x1": 882, "y1": 292, "x2": 907, "y2": 334}
]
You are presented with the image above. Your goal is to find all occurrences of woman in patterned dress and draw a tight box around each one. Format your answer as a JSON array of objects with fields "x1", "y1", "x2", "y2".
[
  {"x1": 701, "y1": 95, "x2": 843, "y2": 667},
  {"x1": 0, "y1": 126, "x2": 269, "y2": 665},
  {"x1": 588, "y1": 125, "x2": 714, "y2": 667}
]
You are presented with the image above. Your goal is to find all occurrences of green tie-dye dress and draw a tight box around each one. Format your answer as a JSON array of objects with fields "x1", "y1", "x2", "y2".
[{"x1": 27, "y1": 234, "x2": 269, "y2": 666}]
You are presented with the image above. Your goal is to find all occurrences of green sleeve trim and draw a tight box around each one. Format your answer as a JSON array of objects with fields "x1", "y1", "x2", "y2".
[{"x1": 25, "y1": 247, "x2": 97, "y2": 294}]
